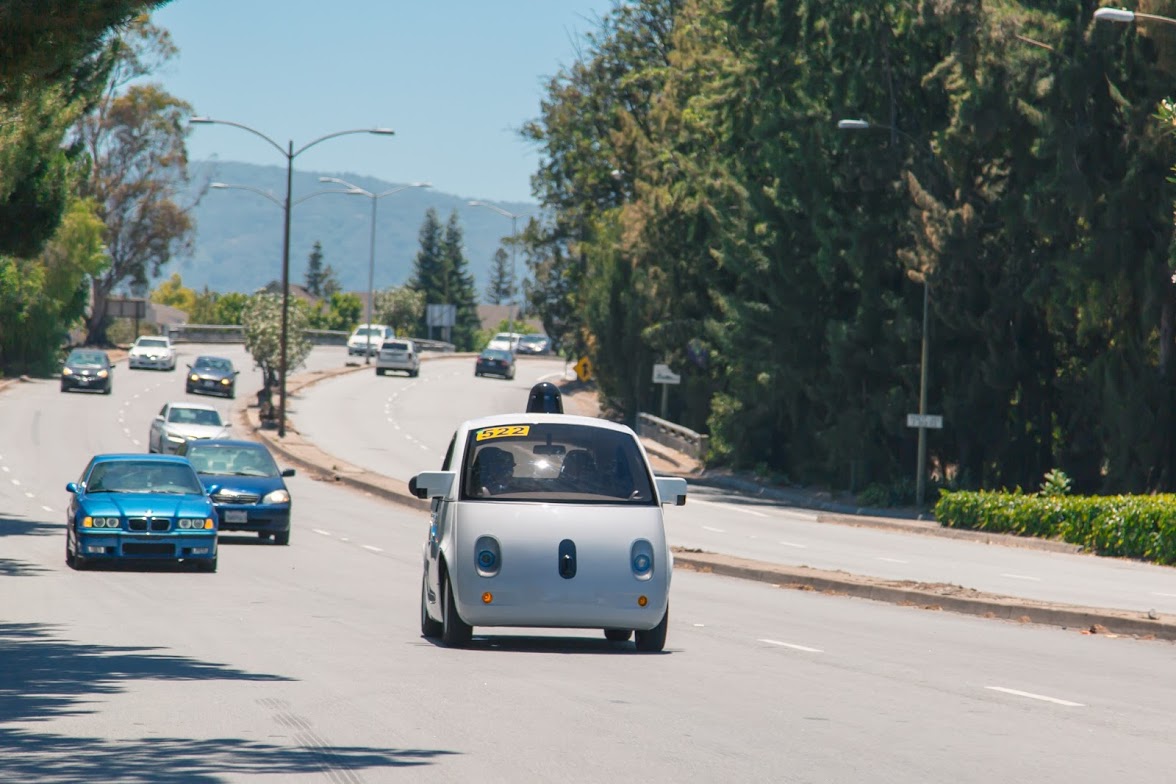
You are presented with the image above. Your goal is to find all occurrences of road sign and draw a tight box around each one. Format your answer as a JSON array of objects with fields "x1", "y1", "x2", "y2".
[
  {"x1": 426, "y1": 303, "x2": 456, "y2": 328},
  {"x1": 906, "y1": 413, "x2": 943, "y2": 429},
  {"x1": 574, "y1": 356, "x2": 593, "y2": 382},
  {"x1": 652, "y1": 363, "x2": 681, "y2": 385},
  {"x1": 105, "y1": 297, "x2": 147, "y2": 319}
]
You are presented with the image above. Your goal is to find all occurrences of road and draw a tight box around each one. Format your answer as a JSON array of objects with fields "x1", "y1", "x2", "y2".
[
  {"x1": 291, "y1": 352, "x2": 1176, "y2": 616},
  {"x1": 1, "y1": 344, "x2": 1173, "y2": 783}
]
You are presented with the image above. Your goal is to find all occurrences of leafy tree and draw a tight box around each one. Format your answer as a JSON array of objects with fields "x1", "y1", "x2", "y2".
[
  {"x1": 304, "y1": 291, "x2": 362, "y2": 331},
  {"x1": 372, "y1": 286, "x2": 425, "y2": 337},
  {"x1": 74, "y1": 18, "x2": 197, "y2": 345},
  {"x1": 150, "y1": 272, "x2": 196, "y2": 314},
  {"x1": 241, "y1": 292, "x2": 311, "y2": 393},
  {"x1": 485, "y1": 247, "x2": 515, "y2": 305}
]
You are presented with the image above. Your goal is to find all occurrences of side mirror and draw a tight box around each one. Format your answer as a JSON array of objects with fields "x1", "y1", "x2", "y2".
[
  {"x1": 410, "y1": 471, "x2": 455, "y2": 500},
  {"x1": 655, "y1": 477, "x2": 688, "y2": 506},
  {"x1": 66, "y1": 482, "x2": 78, "y2": 493},
  {"x1": 281, "y1": 468, "x2": 295, "y2": 477}
]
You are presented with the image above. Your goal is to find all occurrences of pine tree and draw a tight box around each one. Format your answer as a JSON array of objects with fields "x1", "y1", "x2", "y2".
[
  {"x1": 408, "y1": 208, "x2": 446, "y2": 338},
  {"x1": 441, "y1": 210, "x2": 482, "y2": 351},
  {"x1": 485, "y1": 247, "x2": 515, "y2": 305},
  {"x1": 304, "y1": 241, "x2": 326, "y2": 296}
]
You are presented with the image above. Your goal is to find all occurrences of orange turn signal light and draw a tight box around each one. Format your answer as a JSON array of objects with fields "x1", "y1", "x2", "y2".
[
  {"x1": 482, "y1": 592, "x2": 494, "y2": 604},
  {"x1": 638, "y1": 595, "x2": 648, "y2": 607}
]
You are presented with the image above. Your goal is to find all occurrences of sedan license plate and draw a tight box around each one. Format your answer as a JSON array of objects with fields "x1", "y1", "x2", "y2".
[{"x1": 224, "y1": 510, "x2": 248, "y2": 523}]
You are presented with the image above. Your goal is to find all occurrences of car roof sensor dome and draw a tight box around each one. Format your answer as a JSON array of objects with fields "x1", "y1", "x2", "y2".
[{"x1": 526, "y1": 381, "x2": 563, "y2": 414}]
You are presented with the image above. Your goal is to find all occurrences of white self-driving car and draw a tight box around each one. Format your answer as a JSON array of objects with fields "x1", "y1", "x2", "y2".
[{"x1": 411, "y1": 401, "x2": 687, "y2": 652}]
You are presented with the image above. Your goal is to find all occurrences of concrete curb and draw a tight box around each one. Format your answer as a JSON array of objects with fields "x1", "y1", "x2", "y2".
[{"x1": 673, "y1": 550, "x2": 1176, "y2": 641}]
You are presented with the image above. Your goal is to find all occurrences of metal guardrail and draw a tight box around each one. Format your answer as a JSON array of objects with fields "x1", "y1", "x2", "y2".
[{"x1": 636, "y1": 412, "x2": 709, "y2": 463}]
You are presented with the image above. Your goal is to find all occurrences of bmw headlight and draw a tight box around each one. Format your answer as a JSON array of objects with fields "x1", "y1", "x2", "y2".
[
  {"x1": 97, "y1": 369, "x2": 108, "y2": 378},
  {"x1": 220, "y1": 378, "x2": 231, "y2": 385},
  {"x1": 189, "y1": 374, "x2": 199, "y2": 382},
  {"x1": 179, "y1": 518, "x2": 212, "y2": 530},
  {"x1": 167, "y1": 434, "x2": 186, "y2": 443},
  {"x1": 262, "y1": 489, "x2": 290, "y2": 504},
  {"x1": 62, "y1": 367, "x2": 74, "y2": 376}
]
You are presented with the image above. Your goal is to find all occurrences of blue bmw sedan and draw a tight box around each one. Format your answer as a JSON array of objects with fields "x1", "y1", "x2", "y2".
[
  {"x1": 177, "y1": 439, "x2": 295, "y2": 545},
  {"x1": 65, "y1": 454, "x2": 219, "y2": 571}
]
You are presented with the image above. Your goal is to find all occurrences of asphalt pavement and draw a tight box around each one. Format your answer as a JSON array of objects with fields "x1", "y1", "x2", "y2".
[{"x1": 7, "y1": 350, "x2": 1174, "y2": 641}]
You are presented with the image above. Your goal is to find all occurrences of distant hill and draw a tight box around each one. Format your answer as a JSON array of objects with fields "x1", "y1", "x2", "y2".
[{"x1": 171, "y1": 160, "x2": 538, "y2": 297}]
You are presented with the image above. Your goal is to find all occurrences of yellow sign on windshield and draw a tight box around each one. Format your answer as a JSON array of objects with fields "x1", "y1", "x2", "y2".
[{"x1": 476, "y1": 425, "x2": 530, "y2": 441}]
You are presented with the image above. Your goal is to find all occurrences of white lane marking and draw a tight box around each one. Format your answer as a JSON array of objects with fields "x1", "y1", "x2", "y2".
[
  {"x1": 759, "y1": 639, "x2": 823, "y2": 653},
  {"x1": 11, "y1": 479, "x2": 19, "y2": 486},
  {"x1": 701, "y1": 525, "x2": 726, "y2": 533},
  {"x1": 985, "y1": 686, "x2": 1083, "y2": 707},
  {"x1": 42, "y1": 505, "x2": 53, "y2": 512},
  {"x1": 419, "y1": 444, "x2": 429, "y2": 451},
  {"x1": 691, "y1": 497, "x2": 768, "y2": 517},
  {"x1": 24, "y1": 492, "x2": 33, "y2": 498},
  {"x1": 877, "y1": 557, "x2": 909, "y2": 564},
  {"x1": 1153, "y1": 592, "x2": 1176, "y2": 598},
  {"x1": 1, "y1": 466, "x2": 9, "y2": 472},
  {"x1": 131, "y1": 439, "x2": 141, "y2": 446},
  {"x1": 362, "y1": 545, "x2": 383, "y2": 553},
  {"x1": 693, "y1": 623, "x2": 705, "y2": 627},
  {"x1": 778, "y1": 541, "x2": 808, "y2": 548},
  {"x1": 1000, "y1": 573, "x2": 1042, "y2": 582},
  {"x1": 339, "y1": 537, "x2": 350, "y2": 542},
  {"x1": 313, "y1": 529, "x2": 332, "y2": 537}
]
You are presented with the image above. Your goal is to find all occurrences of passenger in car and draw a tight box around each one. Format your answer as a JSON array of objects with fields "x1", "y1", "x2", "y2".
[{"x1": 471, "y1": 446, "x2": 516, "y2": 496}]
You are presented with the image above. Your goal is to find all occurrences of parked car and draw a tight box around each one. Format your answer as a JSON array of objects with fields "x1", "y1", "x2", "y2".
[
  {"x1": 376, "y1": 339, "x2": 421, "y2": 377},
  {"x1": 186, "y1": 355, "x2": 239, "y2": 398},
  {"x1": 178, "y1": 439, "x2": 294, "y2": 545},
  {"x1": 148, "y1": 401, "x2": 231, "y2": 454},
  {"x1": 486, "y1": 331, "x2": 522, "y2": 353},
  {"x1": 64, "y1": 453, "x2": 218, "y2": 571},
  {"x1": 61, "y1": 349, "x2": 113, "y2": 394},
  {"x1": 475, "y1": 348, "x2": 516, "y2": 380},
  {"x1": 127, "y1": 335, "x2": 177, "y2": 371},
  {"x1": 347, "y1": 323, "x2": 394, "y2": 357},
  {"x1": 516, "y1": 334, "x2": 551, "y2": 355},
  {"x1": 411, "y1": 388, "x2": 687, "y2": 650}
]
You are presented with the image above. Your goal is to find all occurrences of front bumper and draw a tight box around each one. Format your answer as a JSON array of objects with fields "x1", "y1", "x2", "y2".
[
  {"x1": 215, "y1": 503, "x2": 291, "y2": 534},
  {"x1": 187, "y1": 378, "x2": 233, "y2": 396},
  {"x1": 62, "y1": 374, "x2": 108, "y2": 390},
  {"x1": 130, "y1": 355, "x2": 172, "y2": 369},
  {"x1": 72, "y1": 530, "x2": 217, "y2": 562}
]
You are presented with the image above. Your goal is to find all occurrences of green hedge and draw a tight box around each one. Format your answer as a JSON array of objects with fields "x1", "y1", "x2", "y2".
[{"x1": 934, "y1": 491, "x2": 1176, "y2": 566}]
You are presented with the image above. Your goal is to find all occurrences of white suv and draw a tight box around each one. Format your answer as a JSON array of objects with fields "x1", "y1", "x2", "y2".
[
  {"x1": 128, "y1": 335, "x2": 177, "y2": 371},
  {"x1": 347, "y1": 324, "x2": 393, "y2": 356},
  {"x1": 376, "y1": 339, "x2": 421, "y2": 377}
]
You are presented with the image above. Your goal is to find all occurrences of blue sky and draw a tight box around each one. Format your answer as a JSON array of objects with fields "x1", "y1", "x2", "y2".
[{"x1": 150, "y1": 0, "x2": 617, "y2": 205}]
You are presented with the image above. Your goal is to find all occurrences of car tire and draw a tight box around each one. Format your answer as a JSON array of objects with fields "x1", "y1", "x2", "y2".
[
  {"x1": 604, "y1": 629, "x2": 632, "y2": 642},
  {"x1": 421, "y1": 575, "x2": 442, "y2": 638},
  {"x1": 441, "y1": 574, "x2": 472, "y2": 647},
  {"x1": 376, "y1": 368, "x2": 385, "y2": 376},
  {"x1": 273, "y1": 529, "x2": 290, "y2": 546},
  {"x1": 60, "y1": 383, "x2": 68, "y2": 393},
  {"x1": 228, "y1": 388, "x2": 235, "y2": 399},
  {"x1": 634, "y1": 604, "x2": 669, "y2": 652},
  {"x1": 103, "y1": 383, "x2": 112, "y2": 395},
  {"x1": 197, "y1": 557, "x2": 217, "y2": 573}
]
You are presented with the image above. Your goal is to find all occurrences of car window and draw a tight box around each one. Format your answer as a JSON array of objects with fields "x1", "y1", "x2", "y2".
[
  {"x1": 86, "y1": 460, "x2": 204, "y2": 495},
  {"x1": 186, "y1": 444, "x2": 278, "y2": 477},
  {"x1": 385, "y1": 341, "x2": 411, "y2": 352},
  {"x1": 68, "y1": 351, "x2": 106, "y2": 365},
  {"x1": 460, "y1": 423, "x2": 654, "y2": 504},
  {"x1": 167, "y1": 407, "x2": 224, "y2": 426},
  {"x1": 195, "y1": 357, "x2": 232, "y2": 371},
  {"x1": 137, "y1": 338, "x2": 169, "y2": 349}
]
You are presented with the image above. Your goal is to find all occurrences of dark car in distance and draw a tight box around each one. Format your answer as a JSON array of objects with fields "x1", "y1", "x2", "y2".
[
  {"x1": 516, "y1": 334, "x2": 551, "y2": 355},
  {"x1": 61, "y1": 349, "x2": 113, "y2": 394},
  {"x1": 475, "y1": 348, "x2": 516, "y2": 380},
  {"x1": 178, "y1": 439, "x2": 294, "y2": 545},
  {"x1": 186, "y1": 355, "x2": 239, "y2": 398}
]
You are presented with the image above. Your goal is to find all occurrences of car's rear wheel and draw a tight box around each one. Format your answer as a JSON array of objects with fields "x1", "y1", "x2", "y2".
[
  {"x1": 421, "y1": 575, "x2": 442, "y2": 638},
  {"x1": 604, "y1": 629, "x2": 632, "y2": 642},
  {"x1": 441, "y1": 574, "x2": 472, "y2": 647},
  {"x1": 634, "y1": 604, "x2": 668, "y2": 652},
  {"x1": 273, "y1": 530, "x2": 290, "y2": 546}
]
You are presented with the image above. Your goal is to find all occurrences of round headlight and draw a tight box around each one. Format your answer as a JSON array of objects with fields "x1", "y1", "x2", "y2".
[
  {"x1": 189, "y1": 374, "x2": 199, "y2": 382},
  {"x1": 633, "y1": 553, "x2": 652, "y2": 574},
  {"x1": 105, "y1": 517, "x2": 121, "y2": 528},
  {"x1": 262, "y1": 489, "x2": 290, "y2": 505},
  {"x1": 477, "y1": 549, "x2": 497, "y2": 570},
  {"x1": 178, "y1": 519, "x2": 190, "y2": 529}
]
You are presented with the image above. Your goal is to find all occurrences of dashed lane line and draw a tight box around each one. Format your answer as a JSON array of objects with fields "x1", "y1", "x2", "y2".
[
  {"x1": 985, "y1": 686, "x2": 1083, "y2": 707},
  {"x1": 759, "y1": 639, "x2": 823, "y2": 653},
  {"x1": 1000, "y1": 573, "x2": 1043, "y2": 582},
  {"x1": 362, "y1": 545, "x2": 383, "y2": 553},
  {"x1": 778, "y1": 541, "x2": 808, "y2": 548},
  {"x1": 313, "y1": 529, "x2": 332, "y2": 537},
  {"x1": 877, "y1": 557, "x2": 910, "y2": 564},
  {"x1": 702, "y1": 526, "x2": 726, "y2": 534}
]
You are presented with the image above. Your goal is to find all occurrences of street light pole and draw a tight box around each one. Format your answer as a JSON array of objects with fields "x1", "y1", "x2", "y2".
[
  {"x1": 318, "y1": 177, "x2": 431, "y2": 362},
  {"x1": 468, "y1": 201, "x2": 529, "y2": 333},
  {"x1": 191, "y1": 118, "x2": 394, "y2": 436}
]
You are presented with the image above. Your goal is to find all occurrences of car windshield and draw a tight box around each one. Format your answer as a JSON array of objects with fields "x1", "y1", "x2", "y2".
[
  {"x1": 194, "y1": 357, "x2": 232, "y2": 372},
  {"x1": 481, "y1": 350, "x2": 511, "y2": 361},
  {"x1": 185, "y1": 444, "x2": 279, "y2": 477},
  {"x1": 167, "y1": 407, "x2": 224, "y2": 426},
  {"x1": 461, "y1": 422, "x2": 655, "y2": 504},
  {"x1": 67, "y1": 351, "x2": 106, "y2": 366},
  {"x1": 85, "y1": 460, "x2": 204, "y2": 495},
  {"x1": 519, "y1": 336, "x2": 545, "y2": 346},
  {"x1": 137, "y1": 338, "x2": 168, "y2": 349},
  {"x1": 356, "y1": 327, "x2": 383, "y2": 337}
]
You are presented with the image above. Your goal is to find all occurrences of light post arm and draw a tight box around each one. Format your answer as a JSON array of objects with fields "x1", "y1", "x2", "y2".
[{"x1": 469, "y1": 201, "x2": 530, "y2": 334}]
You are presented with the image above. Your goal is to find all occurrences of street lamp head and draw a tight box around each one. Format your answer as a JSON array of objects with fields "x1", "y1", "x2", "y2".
[
  {"x1": 468, "y1": 200, "x2": 484, "y2": 207},
  {"x1": 189, "y1": 116, "x2": 214, "y2": 124},
  {"x1": 1093, "y1": 7, "x2": 1136, "y2": 23},
  {"x1": 412, "y1": 182, "x2": 432, "y2": 189},
  {"x1": 210, "y1": 182, "x2": 229, "y2": 189},
  {"x1": 369, "y1": 128, "x2": 396, "y2": 135},
  {"x1": 837, "y1": 119, "x2": 871, "y2": 130}
]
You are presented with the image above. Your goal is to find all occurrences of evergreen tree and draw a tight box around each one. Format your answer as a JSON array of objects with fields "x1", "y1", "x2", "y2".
[
  {"x1": 441, "y1": 210, "x2": 482, "y2": 351},
  {"x1": 304, "y1": 241, "x2": 326, "y2": 296},
  {"x1": 485, "y1": 247, "x2": 514, "y2": 305},
  {"x1": 407, "y1": 208, "x2": 446, "y2": 338}
]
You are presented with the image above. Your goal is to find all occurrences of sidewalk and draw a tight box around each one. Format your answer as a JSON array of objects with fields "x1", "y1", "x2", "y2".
[{"x1": 235, "y1": 360, "x2": 1176, "y2": 642}]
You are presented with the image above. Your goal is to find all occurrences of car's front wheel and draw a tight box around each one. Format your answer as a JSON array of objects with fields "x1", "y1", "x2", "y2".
[
  {"x1": 273, "y1": 529, "x2": 290, "y2": 546},
  {"x1": 421, "y1": 575, "x2": 442, "y2": 638},
  {"x1": 441, "y1": 574, "x2": 472, "y2": 647},
  {"x1": 634, "y1": 604, "x2": 668, "y2": 652}
]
